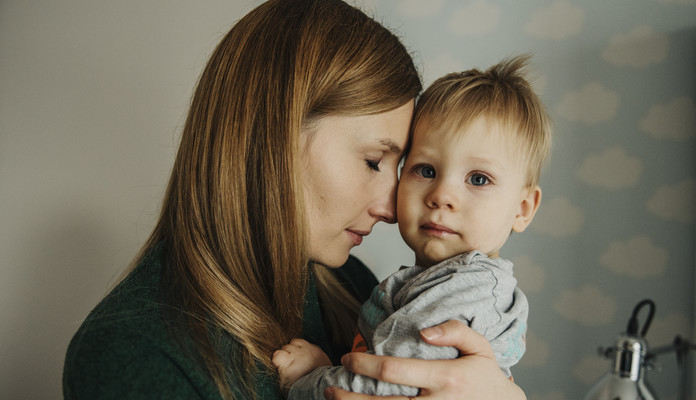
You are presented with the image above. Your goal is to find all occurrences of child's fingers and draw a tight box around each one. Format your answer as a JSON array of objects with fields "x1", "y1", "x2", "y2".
[
  {"x1": 288, "y1": 338, "x2": 311, "y2": 347},
  {"x1": 281, "y1": 338, "x2": 314, "y2": 354},
  {"x1": 272, "y1": 349, "x2": 291, "y2": 367},
  {"x1": 274, "y1": 338, "x2": 313, "y2": 366}
]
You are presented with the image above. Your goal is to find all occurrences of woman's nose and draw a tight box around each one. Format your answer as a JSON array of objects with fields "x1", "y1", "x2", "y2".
[{"x1": 368, "y1": 175, "x2": 398, "y2": 224}]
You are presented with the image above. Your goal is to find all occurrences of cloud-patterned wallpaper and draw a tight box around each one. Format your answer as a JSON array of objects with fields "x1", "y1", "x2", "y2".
[{"x1": 350, "y1": 1, "x2": 696, "y2": 398}]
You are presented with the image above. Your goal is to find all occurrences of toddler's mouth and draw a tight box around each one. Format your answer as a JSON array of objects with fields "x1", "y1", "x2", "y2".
[{"x1": 420, "y1": 222, "x2": 457, "y2": 236}]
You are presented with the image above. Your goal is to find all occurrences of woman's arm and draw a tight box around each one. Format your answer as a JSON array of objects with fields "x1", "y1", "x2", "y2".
[{"x1": 325, "y1": 320, "x2": 526, "y2": 400}]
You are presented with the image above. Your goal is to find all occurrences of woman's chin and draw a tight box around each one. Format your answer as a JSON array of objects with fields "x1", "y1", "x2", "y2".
[{"x1": 309, "y1": 253, "x2": 350, "y2": 269}]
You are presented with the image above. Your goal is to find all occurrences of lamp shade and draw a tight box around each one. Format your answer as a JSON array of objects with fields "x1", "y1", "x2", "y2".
[{"x1": 584, "y1": 334, "x2": 657, "y2": 400}]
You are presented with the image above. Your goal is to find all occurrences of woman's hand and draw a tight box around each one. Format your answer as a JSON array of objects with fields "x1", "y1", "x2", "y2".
[{"x1": 324, "y1": 320, "x2": 526, "y2": 400}]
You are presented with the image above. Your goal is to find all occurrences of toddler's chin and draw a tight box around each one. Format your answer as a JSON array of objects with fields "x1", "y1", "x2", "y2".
[{"x1": 416, "y1": 243, "x2": 456, "y2": 267}]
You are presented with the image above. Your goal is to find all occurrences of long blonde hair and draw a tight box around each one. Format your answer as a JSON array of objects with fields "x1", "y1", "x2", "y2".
[{"x1": 136, "y1": 0, "x2": 421, "y2": 397}]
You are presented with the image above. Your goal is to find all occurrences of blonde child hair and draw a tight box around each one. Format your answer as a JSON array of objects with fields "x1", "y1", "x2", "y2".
[{"x1": 413, "y1": 55, "x2": 551, "y2": 187}]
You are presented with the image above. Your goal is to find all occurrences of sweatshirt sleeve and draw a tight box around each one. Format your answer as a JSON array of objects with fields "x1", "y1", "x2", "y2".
[{"x1": 287, "y1": 362, "x2": 419, "y2": 399}]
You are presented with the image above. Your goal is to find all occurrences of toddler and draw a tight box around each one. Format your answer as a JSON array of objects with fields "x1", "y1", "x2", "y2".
[{"x1": 273, "y1": 55, "x2": 552, "y2": 398}]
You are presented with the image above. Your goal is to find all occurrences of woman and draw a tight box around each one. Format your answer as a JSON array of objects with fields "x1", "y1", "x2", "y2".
[{"x1": 63, "y1": 0, "x2": 526, "y2": 399}]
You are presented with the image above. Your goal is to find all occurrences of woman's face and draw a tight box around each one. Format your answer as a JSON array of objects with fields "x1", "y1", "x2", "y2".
[{"x1": 301, "y1": 101, "x2": 414, "y2": 267}]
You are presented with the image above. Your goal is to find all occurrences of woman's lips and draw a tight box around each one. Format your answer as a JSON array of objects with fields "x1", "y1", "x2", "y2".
[
  {"x1": 346, "y1": 229, "x2": 369, "y2": 246},
  {"x1": 420, "y1": 222, "x2": 457, "y2": 237}
]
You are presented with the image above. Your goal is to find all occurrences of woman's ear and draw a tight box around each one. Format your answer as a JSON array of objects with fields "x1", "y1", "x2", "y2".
[{"x1": 512, "y1": 186, "x2": 542, "y2": 233}]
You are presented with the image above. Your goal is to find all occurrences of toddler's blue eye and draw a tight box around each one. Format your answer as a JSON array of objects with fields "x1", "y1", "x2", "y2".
[
  {"x1": 468, "y1": 174, "x2": 489, "y2": 186},
  {"x1": 415, "y1": 165, "x2": 436, "y2": 179}
]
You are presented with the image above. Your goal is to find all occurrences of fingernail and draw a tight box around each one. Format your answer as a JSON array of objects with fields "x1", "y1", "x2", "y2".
[
  {"x1": 324, "y1": 387, "x2": 335, "y2": 400},
  {"x1": 340, "y1": 354, "x2": 350, "y2": 365},
  {"x1": 421, "y1": 325, "x2": 443, "y2": 340}
]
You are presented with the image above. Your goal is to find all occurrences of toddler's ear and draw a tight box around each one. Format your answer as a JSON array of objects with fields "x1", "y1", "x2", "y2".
[{"x1": 512, "y1": 186, "x2": 541, "y2": 233}]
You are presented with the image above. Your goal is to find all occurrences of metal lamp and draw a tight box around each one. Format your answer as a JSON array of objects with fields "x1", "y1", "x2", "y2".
[
  {"x1": 584, "y1": 299, "x2": 658, "y2": 400},
  {"x1": 584, "y1": 332, "x2": 657, "y2": 400},
  {"x1": 584, "y1": 299, "x2": 695, "y2": 400}
]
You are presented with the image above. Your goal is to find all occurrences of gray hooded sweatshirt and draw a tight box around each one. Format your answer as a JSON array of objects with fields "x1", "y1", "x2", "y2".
[{"x1": 288, "y1": 251, "x2": 528, "y2": 398}]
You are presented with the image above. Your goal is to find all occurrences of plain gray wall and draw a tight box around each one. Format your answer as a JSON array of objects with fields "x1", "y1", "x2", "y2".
[
  {"x1": 1, "y1": 1, "x2": 694, "y2": 399},
  {"x1": 1, "y1": 1, "x2": 264, "y2": 398}
]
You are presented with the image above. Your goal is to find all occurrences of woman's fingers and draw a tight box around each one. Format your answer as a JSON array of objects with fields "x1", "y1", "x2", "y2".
[
  {"x1": 420, "y1": 320, "x2": 495, "y2": 358},
  {"x1": 325, "y1": 386, "x2": 414, "y2": 400},
  {"x1": 340, "y1": 351, "x2": 447, "y2": 392},
  {"x1": 338, "y1": 320, "x2": 522, "y2": 399},
  {"x1": 339, "y1": 320, "x2": 494, "y2": 389}
]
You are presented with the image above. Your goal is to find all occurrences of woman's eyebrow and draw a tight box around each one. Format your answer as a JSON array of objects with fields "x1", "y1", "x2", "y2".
[{"x1": 379, "y1": 139, "x2": 403, "y2": 155}]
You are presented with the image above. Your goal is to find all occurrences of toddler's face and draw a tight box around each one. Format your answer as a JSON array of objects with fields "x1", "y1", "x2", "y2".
[{"x1": 397, "y1": 116, "x2": 538, "y2": 267}]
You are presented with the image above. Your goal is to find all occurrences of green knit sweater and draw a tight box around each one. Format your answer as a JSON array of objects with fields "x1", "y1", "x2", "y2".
[{"x1": 63, "y1": 244, "x2": 378, "y2": 399}]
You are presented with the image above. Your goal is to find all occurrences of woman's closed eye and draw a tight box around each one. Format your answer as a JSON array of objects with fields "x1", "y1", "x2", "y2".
[{"x1": 366, "y1": 159, "x2": 381, "y2": 172}]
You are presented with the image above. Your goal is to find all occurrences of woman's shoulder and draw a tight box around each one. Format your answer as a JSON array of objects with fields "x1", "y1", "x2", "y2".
[
  {"x1": 63, "y1": 318, "x2": 220, "y2": 399},
  {"x1": 71, "y1": 244, "x2": 166, "y2": 336},
  {"x1": 63, "y1": 245, "x2": 222, "y2": 399}
]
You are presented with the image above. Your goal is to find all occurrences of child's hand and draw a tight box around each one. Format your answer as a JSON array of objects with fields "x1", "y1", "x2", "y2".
[{"x1": 273, "y1": 338, "x2": 332, "y2": 388}]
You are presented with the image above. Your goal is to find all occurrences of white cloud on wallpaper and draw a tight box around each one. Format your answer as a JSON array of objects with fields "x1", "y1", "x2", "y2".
[
  {"x1": 640, "y1": 96, "x2": 696, "y2": 141},
  {"x1": 397, "y1": 0, "x2": 444, "y2": 18},
  {"x1": 447, "y1": 0, "x2": 500, "y2": 36},
  {"x1": 519, "y1": 331, "x2": 549, "y2": 367},
  {"x1": 603, "y1": 25, "x2": 669, "y2": 68},
  {"x1": 524, "y1": 0, "x2": 585, "y2": 41},
  {"x1": 513, "y1": 255, "x2": 545, "y2": 293},
  {"x1": 647, "y1": 179, "x2": 696, "y2": 223},
  {"x1": 572, "y1": 354, "x2": 609, "y2": 384},
  {"x1": 422, "y1": 52, "x2": 462, "y2": 86},
  {"x1": 576, "y1": 147, "x2": 642, "y2": 189},
  {"x1": 599, "y1": 235, "x2": 668, "y2": 278},
  {"x1": 530, "y1": 74, "x2": 548, "y2": 97},
  {"x1": 556, "y1": 82, "x2": 619, "y2": 124},
  {"x1": 531, "y1": 197, "x2": 585, "y2": 236},
  {"x1": 554, "y1": 284, "x2": 617, "y2": 326}
]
